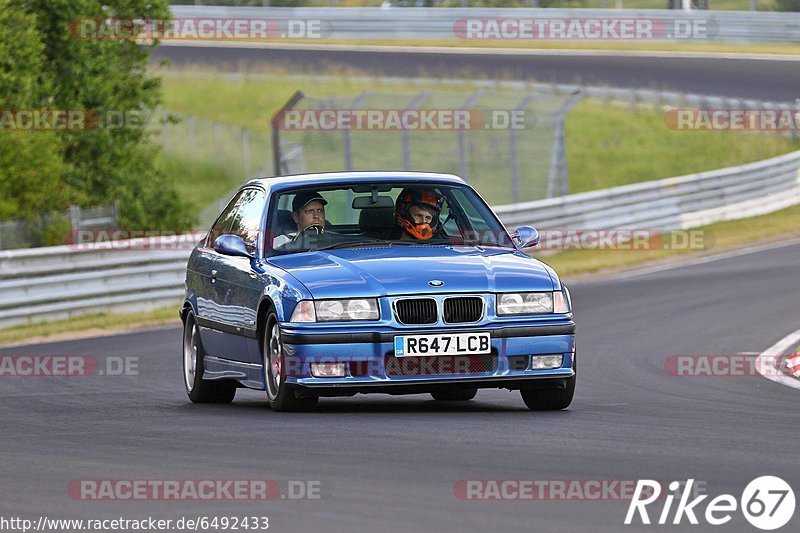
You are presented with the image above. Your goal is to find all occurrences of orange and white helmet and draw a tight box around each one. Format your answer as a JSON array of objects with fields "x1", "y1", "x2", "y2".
[{"x1": 395, "y1": 188, "x2": 444, "y2": 240}]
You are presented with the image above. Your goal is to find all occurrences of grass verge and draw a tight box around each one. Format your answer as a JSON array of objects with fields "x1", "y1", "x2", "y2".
[
  {"x1": 0, "y1": 306, "x2": 178, "y2": 347},
  {"x1": 565, "y1": 100, "x2": 799, "y2": 193},
  {"x1": 542, "y1": 203, "x2": 800, "y2": 277},
  {"x1": 155, "y1": 153, "x2": 242, "y2": 216}
]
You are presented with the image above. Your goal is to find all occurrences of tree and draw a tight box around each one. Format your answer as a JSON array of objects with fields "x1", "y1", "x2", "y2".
[
  {"x1": 0, "y1": 0, "x2": 69, "y2": 224},
  {"x1": 0, "y1": 0, "x2": 194, "y2": 234}
]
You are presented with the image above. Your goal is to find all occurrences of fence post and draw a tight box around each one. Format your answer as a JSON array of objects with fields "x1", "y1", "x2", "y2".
[
  {"x1": 509, "y1": 94, "x2": 536, "y2": 204},
  {"x1": 162, "y1": 121, "x2": 169, "y2": 153},
  {"x1": 242, "y1": 128, "x2": 251, "y2": 177},
  {"x1": 69, "y1": 205, "x2": 81, "y2": 234},
  {"x1": 403, "y1": 91, "x2": 430, "y2": 170},
  {"x1": 343, "y1": 91, "x2": 372, "y2": 171},
  {"x1": 547, "y1": 91, "x2": 582, "y2": 198},
  {"x1": 458, "y1": 90, "x2": 485, "y2": 180},
  {"x1": 271, "y1": 90, "x2": 305, "y2": 176},
  {"x1": 188, "y1": 116, "x2": 196, "y2": 153},
  {"x1": 213, "y1": 122, "x2": 221, "y2": 166}
]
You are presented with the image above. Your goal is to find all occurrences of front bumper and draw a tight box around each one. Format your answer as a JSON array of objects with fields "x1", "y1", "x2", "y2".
[{"x1": 279, "y1": 321, "x2": 575, "y2": 393}]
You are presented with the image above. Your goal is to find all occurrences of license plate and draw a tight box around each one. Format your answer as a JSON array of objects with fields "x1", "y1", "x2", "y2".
[{"x1": 394, "y1": 332, "x2": 491, "y2": 357}]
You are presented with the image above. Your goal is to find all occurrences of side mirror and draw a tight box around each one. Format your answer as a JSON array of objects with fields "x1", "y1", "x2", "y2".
[
  {"x1": 214, "y1": 234, "x2": 253, "y2": 258},
  {"x1": 512, "y1": 225, "x2": 540, "y2": 249}
]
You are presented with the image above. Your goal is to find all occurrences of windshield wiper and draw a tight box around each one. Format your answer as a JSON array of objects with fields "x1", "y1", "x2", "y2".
[{"x1": 315, "y1": 240, "x2": 418, "y2": 251}]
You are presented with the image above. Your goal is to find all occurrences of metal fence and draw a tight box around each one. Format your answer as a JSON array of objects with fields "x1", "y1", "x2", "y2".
[
  {"x1": 151, "y1": 110, "x2": 272, "y2": 225},
  {"x1": 0, "y1": 205, "x2": 118, "y2": 251},
  {"x1": 0, "y1": 244, "x2": 191, "y2": 328},
  {"x1": 153, "y1": 74, "x2": 798, "y2": 229},
  {"x1": 170, "y1": 5, "x2": 800, "y2": 43},
  {"x1": 271, "y1": 88, "x2": 581, "y2": 205}
]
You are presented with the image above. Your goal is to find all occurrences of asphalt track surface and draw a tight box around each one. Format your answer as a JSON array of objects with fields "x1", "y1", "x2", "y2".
[
  {"x1": 152, "y1": 44, "x2": 800, "y2": 101},
  {"x1": 2, "y1": 241, "x2": 799, "y2": 532}
]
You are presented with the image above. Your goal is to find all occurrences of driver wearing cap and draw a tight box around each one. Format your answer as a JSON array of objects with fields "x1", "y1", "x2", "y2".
[{"x1": 273, "y1": 190, "x2": 328, "y2": 248}]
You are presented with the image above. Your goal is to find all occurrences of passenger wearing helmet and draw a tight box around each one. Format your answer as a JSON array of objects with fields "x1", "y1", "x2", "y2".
[{"x1": 393, "y1": 188, "x2": 445, "y2": 241}]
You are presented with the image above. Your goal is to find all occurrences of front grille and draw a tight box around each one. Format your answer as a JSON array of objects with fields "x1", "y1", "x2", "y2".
[
  {"x1": 443, "y1": 296, "x2": 484, "y2": 323},
  {"x1": 385, "y1": 353, "x2": 498, "y2": 377},
  {"x1": 394, "y1": 298, "x2": 437, "y2": 325}
]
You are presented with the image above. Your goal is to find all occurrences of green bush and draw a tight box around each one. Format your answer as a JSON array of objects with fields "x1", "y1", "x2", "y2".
[{"x1": 775, "y1": 0, "x2": 800, "y2": 10}]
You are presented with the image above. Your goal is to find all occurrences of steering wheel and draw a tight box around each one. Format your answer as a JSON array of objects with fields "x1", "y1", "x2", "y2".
[{"x1": 292, "y1": 224, "x2": 325, "y2": 241}]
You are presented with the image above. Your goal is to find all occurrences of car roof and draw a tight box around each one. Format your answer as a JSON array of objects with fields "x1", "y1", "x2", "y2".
[{"x1": 244, "y1": 171, "x2": 467, "y2": 192}]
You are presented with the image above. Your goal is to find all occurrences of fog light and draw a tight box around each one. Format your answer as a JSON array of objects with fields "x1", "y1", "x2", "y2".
[
  {"x1": 530, "y1": 354, "x2": 563, "y2": 370},
  {"x1": 310, "y1": 362, "x2": 346, "y2": 378}
]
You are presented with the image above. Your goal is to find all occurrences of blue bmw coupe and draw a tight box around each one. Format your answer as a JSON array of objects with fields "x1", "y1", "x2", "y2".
[{"x1": 181, "y1": 172, "x2": 575, "y2": 411}]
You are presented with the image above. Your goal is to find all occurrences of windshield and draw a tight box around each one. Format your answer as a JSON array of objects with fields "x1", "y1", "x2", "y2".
[{"x1": 265, "y1": 182, "x2": 515, "y2": 256}]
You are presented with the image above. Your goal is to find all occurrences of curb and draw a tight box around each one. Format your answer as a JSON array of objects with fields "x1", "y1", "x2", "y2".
[{"x1": 756, "y1": 328, "x2": 800, "y2": 390}]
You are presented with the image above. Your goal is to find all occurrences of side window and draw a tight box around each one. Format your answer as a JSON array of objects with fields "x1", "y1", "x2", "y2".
[
  {"x1": 228, "y1": 188, "x2": 266, "y2": 252},
  {"x1": 209, "y1": 190, "x2": 245, "y2": 245},
  {"x1": 449, "y1": 188, "x2": 494, "y2": 243}
]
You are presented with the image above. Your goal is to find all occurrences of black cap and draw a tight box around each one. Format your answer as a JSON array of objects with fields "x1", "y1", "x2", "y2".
[{"x1": 292, "y1": 191, "x2": 328, "y2": 212}]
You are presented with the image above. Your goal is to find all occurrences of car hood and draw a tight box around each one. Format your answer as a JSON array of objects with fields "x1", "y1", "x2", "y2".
[{"x1": 268, "y1": 246, "x2": 554, "y2": 298}]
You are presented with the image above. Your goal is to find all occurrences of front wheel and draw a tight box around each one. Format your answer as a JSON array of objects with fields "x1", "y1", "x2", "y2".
[
  {"x1": 431, "y1": 388, "x2": 478, "y2": 402},
  {"x1": 183, "y1": 312, "x2": 236, "y2": 404},
  {"x1": 520, "y1": 376, "x2": 575, "y2": 411},
  {"x1": 264, "y1": 313, "x2": 318, "y2": 412}
]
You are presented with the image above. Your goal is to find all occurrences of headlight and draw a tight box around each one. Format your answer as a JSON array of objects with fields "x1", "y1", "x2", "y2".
[
  {"x1": 314, "y1": 299, "x2": 380, "y2": 322},
  {"x1": 497, "y1": 292, "x2": 554, "y2": 315}
]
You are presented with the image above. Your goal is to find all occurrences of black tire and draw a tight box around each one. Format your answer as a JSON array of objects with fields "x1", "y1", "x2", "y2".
[
  {"x1": 264, "y1": 312, "x2": 318, "y2": 412},
  {"x1": 431, "y1": 388, "x2": 478, "y2": 402},
  {"x1": 182, "y1": 312, "x2": 236, "y2": 404},
  {"x1": 520, "y1": 376, "x2": 575, "y2": 410}
]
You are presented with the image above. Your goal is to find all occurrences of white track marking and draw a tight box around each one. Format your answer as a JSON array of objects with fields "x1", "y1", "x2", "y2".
[{"x1": 756, "y1": 328, "x2": 800, "y2": 390}]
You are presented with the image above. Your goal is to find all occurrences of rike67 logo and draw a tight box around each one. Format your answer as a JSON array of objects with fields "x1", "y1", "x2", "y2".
[{"x1": 625, "y1": 477, "x2": 795, "y2": 530}]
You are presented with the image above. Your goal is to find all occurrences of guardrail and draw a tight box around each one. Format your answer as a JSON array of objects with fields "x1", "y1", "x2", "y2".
[
  {"x1": 0, "y1": 239, "x2": 198, "y2": 329},
  {"x1": 2, "y1": 145, "x2": 798, "y2": 330},
  {"x1": 2, "y1": 78, "x2": 799, "y2": 329},
  {"x1": 169, "y1": 6, "x2": 800, "y2": 43},
  {"x1": 494, "y1": 149, "x2": 800, "y2": 230}
]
